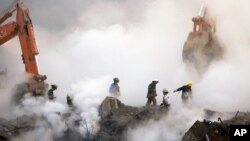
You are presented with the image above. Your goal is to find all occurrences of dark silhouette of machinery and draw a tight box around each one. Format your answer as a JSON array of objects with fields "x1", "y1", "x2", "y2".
[{"x1": 183, "y1": 4, "x2": 224, "y2": 73}]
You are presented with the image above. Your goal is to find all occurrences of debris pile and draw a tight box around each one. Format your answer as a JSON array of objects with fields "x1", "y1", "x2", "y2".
[
  {"x1": 181, "y1": 112, "x2": 250, "y2": 141},
  {"x1": 13, "y1": 75, "x2": 49, "y2": 105},
  {"x1": 95, "y1": 97, "x2": 170, "y2": 141},
  {"x1": 1, "y1": 95, "x2": 250, "y2": 141}
]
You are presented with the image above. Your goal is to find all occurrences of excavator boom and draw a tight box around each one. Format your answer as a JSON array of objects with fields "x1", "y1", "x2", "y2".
[
  {"x1": 0, "y1": 22, "x2": 18, "y2": 45},
  {"x1": 0, "y1": 12, "x2": 13, "y2": 24},
  {"x1": 16, "y1": 3, "x2": 40, "y2": 75},
  {"x1": 0, "y1": 2, "x2": 40, "y2": 75}
]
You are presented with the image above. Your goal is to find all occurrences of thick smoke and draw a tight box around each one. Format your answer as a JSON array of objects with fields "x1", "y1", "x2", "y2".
[
  {"x1": 1, "y1": 0, "x2": 250, "y2": 140},
  {"x1": 193, "y1": 0, "x2": 250, "y2": 111},
  {"x1": 8, "y1": 77, "x2": 108, "y2": 141},
  {"x1": 127, "y1": 0, "x2": 250, "y2": 140},
  {"x1": 22, "y1": 0, "x2": 151, "y2": 34},
  {"x1": 126, "y1": 104, "x2": 231, "y2": 141}
]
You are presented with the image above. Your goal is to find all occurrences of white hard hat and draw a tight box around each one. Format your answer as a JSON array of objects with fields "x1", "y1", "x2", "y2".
[
  {"x1": 152, "y1": 79, "x2": 159, "y2": 82},
  {"x1": 162, "y1": 88, "x2": 169, "y2": 93}
]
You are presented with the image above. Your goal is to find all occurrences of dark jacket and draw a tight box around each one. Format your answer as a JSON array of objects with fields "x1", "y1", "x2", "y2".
[
  {"x1": 48, "y1": 88, "x2": 55, "y2": 99},
  {"x1": 175, "y1": 85, "x2": 192, "y2": 94},
  {"x1": 147, "y1": 82, "x2": 157, "y2": 98}
]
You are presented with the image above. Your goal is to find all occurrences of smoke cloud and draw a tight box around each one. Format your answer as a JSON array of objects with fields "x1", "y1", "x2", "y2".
[
  {"x1": 193, "y1": 0, "x2": 250, "y2": 111},
  {"x1": 127, "y1": 0, "x2": 250, "y2": 140}
]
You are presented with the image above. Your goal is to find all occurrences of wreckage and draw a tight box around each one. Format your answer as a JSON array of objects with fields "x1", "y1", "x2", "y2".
[
  {"x1": 0, "y1": 97, "x2": 170, "y2": 141},
  {"x1": 95, "y1": 97, "x2": 170, "y2": 141},
  {"x1": 1, "y1": 97, "x2": 250, "y2": 141},
  {"x1": 182, "y1": 111, "x2": 250, "y2": 141}
]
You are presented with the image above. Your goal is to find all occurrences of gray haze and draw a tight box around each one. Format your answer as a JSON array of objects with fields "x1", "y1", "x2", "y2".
[{"x1": 1, "y1": 0, "x2": 151, "y2": 33}]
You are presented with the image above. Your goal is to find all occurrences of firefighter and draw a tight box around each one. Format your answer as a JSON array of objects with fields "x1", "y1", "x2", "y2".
[
  {"x1": 160, "y1": 88, "x2": 170, "y2": 107},
  {"x1": 173, "y1": 81, "x2": 192, "y2": 103},
  {"x1": 109, "y1": 77, "x2": 120, "y2": 97},
  {"x1": 146, "y1": 79, "x2": 159, "y2": 106},
  {"x1": 48, "y1": 84, "x2": 57, "y2": 100},
  {"x1": 67, "y1": 95, "x2": 73, "y2": 107}
]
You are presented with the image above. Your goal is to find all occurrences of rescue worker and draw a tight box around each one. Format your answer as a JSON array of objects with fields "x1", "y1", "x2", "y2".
[
  {"x1": 67, "y1": 95, "x2": 73, "y2": 107},
  {"x1": 146, "y1": 79, "x2": 159, "y2": 106},
  {"x1": 173, "y1": 81, "x2": 192, "y2": 103},
  {"x1": 48, "y1": 84, "x2": 57, "y2": 100},
  {"x1": 160, "y1": 88, "x2": 170, "y2": 107},
  {"x1": 109, "y1": 77, "x2": 120, "y2": 97}
]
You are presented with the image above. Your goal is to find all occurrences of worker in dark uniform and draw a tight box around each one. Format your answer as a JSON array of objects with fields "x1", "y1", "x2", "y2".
[
  {"x1": 146, "y1": 79, "x2": 159, "y2": 106},
  {"x1": 67, "y1": 95, "x2": 73, "y2": 107},
  {"x1": 109, "y1": 77, "x2": 120, "y2": 97},
  {"x1": 173, "y1": 81, "x2": 192, "y2": 103},
  {"x1": 48, "y1": 84, "x2": 57, "y2": 100}
]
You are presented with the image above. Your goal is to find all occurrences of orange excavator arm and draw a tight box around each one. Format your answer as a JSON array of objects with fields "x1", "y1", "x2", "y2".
[{"x1": 0, "y1": 2, "x2": 40, "y2": 75}]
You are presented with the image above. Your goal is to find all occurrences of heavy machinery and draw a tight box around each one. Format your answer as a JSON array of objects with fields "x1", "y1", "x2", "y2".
[
  {"x1": 182, "y1": 4, "x2": 224, "y2": 74},
  {"x1": 0, "y1": 0, "x2": 48, "y2": 96}
]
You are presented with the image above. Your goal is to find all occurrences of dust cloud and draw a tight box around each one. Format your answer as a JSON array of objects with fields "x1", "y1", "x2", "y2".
[{"x1": 127, "y1": 0, "x2": 250, "y2": 140}]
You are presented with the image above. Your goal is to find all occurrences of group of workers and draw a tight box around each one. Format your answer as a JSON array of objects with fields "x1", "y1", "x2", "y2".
[
  {"x1": 45, "y1": 77, "x2": 192, "y2": 108},
  {"x1": 46, "y1": 84, "x2": 73, "y2": 106},
  {"x1": 146, "y1": 79, "x2": 193, "y2": 107},
  {"x1": 109, "y1": 77, "x2": 193, "y2": 107}
]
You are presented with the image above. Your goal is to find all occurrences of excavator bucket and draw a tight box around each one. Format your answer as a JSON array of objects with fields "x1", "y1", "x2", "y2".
[{"x1": 182, "y1": 5, "x2": 224, "y2": 73}]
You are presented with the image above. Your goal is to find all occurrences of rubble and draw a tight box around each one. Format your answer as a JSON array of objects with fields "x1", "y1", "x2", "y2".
[
  {"x1": 0, "y1": 96, "x2": 170, "y2": 141},
  {"x1": 0, "y1": 111, "x2": 86, "y2": 141},
  {"x1": 0, "y1": 115, "x2": 38, "y2": 140},
  {"x1": 181, "y1": 112, "x2": 250, "y2": 141},
  {"x1": 12, "y1": 76, "x2": 49, "y2": 105},
  {"x1": 1, "y1": 96, "x2": 250, "y2": 141},
  {"x1": 95, "y1": 97, "x2": 169, "y2": 141}
]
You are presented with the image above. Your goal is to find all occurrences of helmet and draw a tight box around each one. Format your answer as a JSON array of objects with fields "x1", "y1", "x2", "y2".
[
  {"x1": 162, "y1": 88, "x2": 169, "y2": 94},
  {"x1": 152, "y1": 79, "x2": 159, "y2": 83},
  {"x1": 42, "y1": 75, "x2": 47, "y2": 81},
  {"x1": 187, "y1": 81, "x2": 193, "y2": 87},
  {"x1": 113, "y1": 77, "x2": 119, "y2": 82},
  {"x1": 51, "y1": 84, "x2": 58, "y2": 89}
]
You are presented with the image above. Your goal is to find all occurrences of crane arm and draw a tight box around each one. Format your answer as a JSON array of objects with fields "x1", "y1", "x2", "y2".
[
  {"x1": 0, "y1": 12, "x2": 13, "y2": 24},
  {"x1": 0, "y1": 1, "x2": 48, "y2": 96},
  {"x1": 0, "y1": 0, "x2": 17, "y2": 24},
  {"x1": 16, "y1": 3, "x2": 40, "y2": 75},
  {"x1": 0, "y1": 2, "x2": 40, "y2": 75},
  {"x1": 0, "y1": 22, "x2": 18, "y2": 45}
]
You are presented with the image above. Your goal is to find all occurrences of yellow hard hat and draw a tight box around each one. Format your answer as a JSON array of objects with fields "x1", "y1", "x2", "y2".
[
  {"x1": 162, "y1": 88, "x2": 169, "y2": 94},
  {"x1": 187, "y1": 81, "x2": 193, "y2": 87}
]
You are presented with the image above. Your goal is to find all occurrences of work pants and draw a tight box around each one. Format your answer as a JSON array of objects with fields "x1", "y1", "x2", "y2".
[{"x1": 146, "y1": 96, "x2": 157, "y2": 106}]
